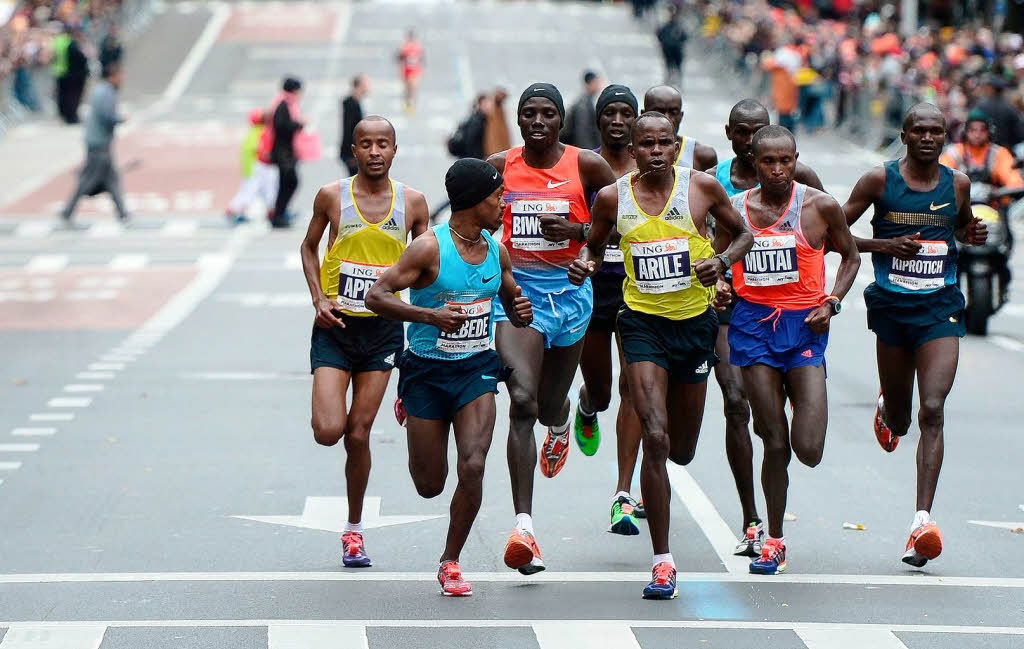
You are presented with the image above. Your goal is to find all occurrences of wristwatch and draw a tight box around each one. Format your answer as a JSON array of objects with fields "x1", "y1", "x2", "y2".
[
  {"x1": 713, "y1": 253, "x2": 731, "y2": 273},
  {"x1": 826, "y1": 296, "x2": 842, "y2": 315},
  {"x1": 579, "y1": 223, "x2": 591, "y2": 242}
]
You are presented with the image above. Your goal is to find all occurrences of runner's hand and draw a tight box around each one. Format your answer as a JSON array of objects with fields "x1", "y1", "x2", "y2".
[
  {"x1": 712, "y1": 280, "x2": 732, "y2": 311},
  {"x1": 692, "y1": 257, "x2": 723, "y2": 287},
  {"x1": 538, "y1": 215, "x2": 577, "y2": 242},
  {"x1": 965, "y1": 217, "x2": 988, "y2": 245},
  {"x1": 512, "y1": 285, "x2": 533, "y2": 325},
  {"x1": 886, "y1": 233, "x2": 923, "y2": 260},
  {"x1": 568, "y1": 259, "x2": 596, "y2": 286},
  {"x1": 314, "y1": 297, "x2": 345, "y2": 329},
  {"x1": 432, "y1": 304, "x2": 468, "y2": 333},
  {"x1": 804, "y1": 304, "x2": 833, "y2": 334}
]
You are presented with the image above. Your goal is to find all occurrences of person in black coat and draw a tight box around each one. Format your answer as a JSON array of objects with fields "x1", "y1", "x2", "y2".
[
  {"x1": 270, "y1": 77, "x2": 305, "y2": 228},
  {"x1": 58, "y1": 27, "x2": 90, "y2": 124},
  {"x1": 340, "y1": 74, "x2": 369, "y2": 177}
]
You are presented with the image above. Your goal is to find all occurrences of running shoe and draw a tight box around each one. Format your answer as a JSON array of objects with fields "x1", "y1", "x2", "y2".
[
  {"x1": 340, "y1": 531, "x2": 372, "y2": 568},
  {"x1": 634, "y1": 498, "x2": 647, "y2": 519},
  {"x1": 902, "y1": 521, "x2": 943, "y2": 568},
  {"x1": 437, "y1": 560, "x2": 472, "y2": 596},
  {"x1": 539, "y1": 427, "x2": 570, "y2": 478},
  {"x1": 394, "y1": 397, "x2": 407, "y2": 427},
  {"x1": 573, "y1": 408, "x2": 601, "y2": 456},
  {"x1": 874, "y1": 393, "x2": 899, "y2": 452},
  {"x1": 749, "y1": 538, "x2": 786, "y2": 575},
  {"x1": 642, "y1": 561, "x2": 678, "y2": 600},
  {"x1": 733, "y1": 520, "x2": 765, "y2": 558},
  {"x1": 608, "y1": 495, "x2": 641, "y2": 536},
  {"x1": 503, "y1": 529, "x2": 545, "y2": 575}
]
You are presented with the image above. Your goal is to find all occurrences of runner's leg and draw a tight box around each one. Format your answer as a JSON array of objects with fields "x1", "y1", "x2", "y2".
[
  {"x1": 311, "y1": 366, "x2": 352, "y2": 448},
  {"x1": 913, "y1": 337, "x2": 958, "y2": 512},
  {"x1": 615, "y1": 341, "x2": 643, "y2": 494},
  {"x1": 496, "y1": 322, "x2": 545, "y2": 515},
  {"x1": 343, "y1": 370, "x2": 392, "y2": 525},
  {"x1": 744, "y1": 364, "x2": 789, "y2": 539},
  {"x1": 442, "y1": 393, "x2": 496, "y2": 562},
  {"x1": 665, "y1": 378, "x2": 709, "y2": 467},
  {"x1": 783, "y1": 364, "x2": 828, "y2": 469},
  {"x1": 578, "y1": 329, "x2": 613, "y2": 418},
  {"x1": 406, "y1": 415, "x2": 451, "y2": 499},
  {"x1": 627, "y1": 361, "x2": 671, "y2": 554},
  {"x1": 714, "y1": 325, "x2": 758, "y2": 524},
  {"x1": 876, "y1": 339, "x2": 917, "y2": 437},
  {"x1": 537, "y1": 338, "x2": 587, "y2": 428}
]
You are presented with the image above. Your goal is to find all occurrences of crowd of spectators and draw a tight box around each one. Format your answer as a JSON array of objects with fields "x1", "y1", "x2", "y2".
[{"x1": 701, "y1": 0, "x2": 1024, "y2": 152}]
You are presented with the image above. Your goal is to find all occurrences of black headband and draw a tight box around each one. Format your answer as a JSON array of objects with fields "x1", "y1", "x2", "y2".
[
  {"x1": 595, "y1": 84, "x2": 638, "y2": 124},
  {"x1": 518, "y1": 83, "x2": 565, "y2": 124}
]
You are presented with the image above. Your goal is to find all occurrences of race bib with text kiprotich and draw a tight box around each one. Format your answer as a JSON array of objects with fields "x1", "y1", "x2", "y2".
[
  {"x1": 630, "y1": 238, "x2": 691, "y2": 294},
  {"x1": 436, "y1": 298, "x2": 492, "y2": 354},
  {"x1": 336, "y1": 260, "x2": 390, "y2": 312},
  {"x1": 742, "y1": 235, "x2": 799, "y2": 287},
  {"x1": 510, "y1": 199, "x2": 571, "y2": 251},
  {"x1": 888, "y1": 240, "x2": 948, "y2": 291}
]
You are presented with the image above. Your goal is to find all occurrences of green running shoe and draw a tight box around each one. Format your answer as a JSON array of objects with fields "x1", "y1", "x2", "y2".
[
  {"x1": 608, "y1": 495, "x2": 640, "y2": 536},
  {"x1": 573, "y1": 408, "x2": 601, "y2": 456}
]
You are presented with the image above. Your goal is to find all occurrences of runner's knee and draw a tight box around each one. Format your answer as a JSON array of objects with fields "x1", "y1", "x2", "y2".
[
  {"x1": 722, "y1": 384, "x2": 751, "y2": 427},
  {"x1": 537, "y1": 396, "x2": 569, "y2": 427},
  {"x1": 409, "y1": 460, "x2": 446, "y2": 498},
  {"x1": 760, "y1": 425, "x2": 791, "y2": 460},
  {"x1": 311, "y1": 415, "x2": 344, "y2": 447},
  {"x1": 918, "y1": 397, "x2": 946, "y2": 432},
  {"x1": 508, "y1": 386, "x2": 539, "y2": 427},
  {"x1": 792, "y1": 438, "x2": 823, "y2": 467},
  {"x1": 586, "y1": 382, "x2": 613, "y2": 413},
  {"x1": 457, "y1": 452, "x2": 487, "y2": 486},
  {"x1": 640, "y1": 420, "x2": 669, "y2": 462},
  {"x1": 617, "y1": 372, "x2": 630, "y2": 398},
  {"x1": 668, "y1": 441, "x2": 697, "y2": 466}
]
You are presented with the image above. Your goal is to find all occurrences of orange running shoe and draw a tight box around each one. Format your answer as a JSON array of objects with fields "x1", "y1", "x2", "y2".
[
  {"x1": 503, "y1": 529, "x2": 545, "y2": 574},
  {"x1": 903, "y1": 521, "x2": 943, "y2": 568},
  {"x1": 874, "y1": 393, "x2": 899, "y2": 453},
  {"x1": 437, "y1": 560, "x2": 472, "y2": 596},
  {"x1": 539, "y1": 427, "x2": 570, "y2": 478}
]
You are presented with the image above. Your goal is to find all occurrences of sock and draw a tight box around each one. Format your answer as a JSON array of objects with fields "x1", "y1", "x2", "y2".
[
  {"x1": 550, "y1": 419, "x2": 569, "y2": 436},
  {"x1": 613, "y1": 490, "x2": 631, "y2": 502},
  {"x1": 515, "y1": 513, "x2": 534, "y2": 535},
  {"x1": 578, "y1": 401, "x2": 596, "y2": 419},
  {"x1": 911, "y1": 510, "x2": 930, "y2": 532},
  {"x1": 653, "y1": 553, "x2": 675, "y2": 568},
  {"x1": 344, "y1": 521, "x2": 363, "y2": 533}
]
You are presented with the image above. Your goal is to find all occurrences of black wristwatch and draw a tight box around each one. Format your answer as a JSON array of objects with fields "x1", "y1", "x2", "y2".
[
  {"x1": 579, "y1": 223, "x2": 591, "y2": 242},
  {"x1": 827, "y1": 297, "x2": 842, "y2": 315},
  {"x1": 713, "y1": 253, "x2": 731, "y2": 273}
]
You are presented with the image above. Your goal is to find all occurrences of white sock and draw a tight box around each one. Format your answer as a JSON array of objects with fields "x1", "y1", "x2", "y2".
[
  {"x1": 344, "y1": 521, "x2": 363, "y2": 533},
  {"x1": 613, "y1": 491, "x2": 631, "y2": 502},
  {"x1": 515, "y1": 513, "x2": 534, "y2": 535},
  {"x1": 578, "y1": 401, "x2": 596, "y2": 418},
  {"x1": 653, "y1": 553, "x2": 675, "y2": 568},
  {"x1": 550, "y1": 419, "x2": 569, "y2": 436},
  {"x1": 911, "y1": 510, "x2": 930, "y2": 532}
]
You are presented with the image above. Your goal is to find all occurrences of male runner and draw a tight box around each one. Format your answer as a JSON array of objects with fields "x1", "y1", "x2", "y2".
[
  {"x1": 397, "y1": 29, "x2": 424, "y2": 113},
  {"x1": 570, "y1": 112, "x2": 753, "y2": 599},
  {"x1": 708, "y1": 98, "x2": 825, "y2": 557},
  {"x1": 486, "y1": 83, "x2": 616, "y2": 573},
  {"x1": 365, "y1": 158, "x2": 533, "y2": 596},
  {"x1": 843, "y1": 104, "x2": 987, "y2": 567},
  {"x1": 300, "y1": 116, "x2": 429, "y2": 568},
  {"x1": 642, "y1": 85, "x2": 717, "y2": 170},
  {"x1": 572, "y1": 84, "x2": 646, "y2": 535},
  {"x1": 726, "y1": 125, "x2": 860, "y2": 575}
]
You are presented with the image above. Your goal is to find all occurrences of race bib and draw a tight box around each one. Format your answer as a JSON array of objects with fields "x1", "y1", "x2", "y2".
[
  {"x1": 888, "y1": 240, "x2": 948, "y2": 291},
  {"x1": 337, "y1": 260, "x2": 389, "y2": 312},
  {"x1": 604, "y1": 247, "x2": 624, "y2": 264},
  {"x1": 629, "y1": 238, "x2": 691, "y2": 294},
  {"x1": 510, "y1": 199, "x2": 571, "y2": 251},
  {"x1": 741, "y1": 235, "x2": 799, "y2": 286},
  {"x1": 436, "y1": 298, "x2": 492, "y2": 354}
]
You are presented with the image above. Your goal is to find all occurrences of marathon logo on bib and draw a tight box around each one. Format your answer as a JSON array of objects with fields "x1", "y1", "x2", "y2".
[
  {"x1": 629, "y1": 238, "x2": 691, "y2": 294},
  {"x1": 603, "y1": 247, "x2": 625, "y2": 264},
  {"x1": 510, "y1": 199, "x2": 571, "y2": 251},
  {"x1": 337, "y1": 260, "x2": 389, "y2": 313},
  {"x1": 437, "y1": 298, "x2": 492, "y2": 354},
  {"x1": 742, "y1": 235, "x2": 799, "y2": 286},
  {"x1": 888, "y1": 240, "x2": 948, "y2": 291}
]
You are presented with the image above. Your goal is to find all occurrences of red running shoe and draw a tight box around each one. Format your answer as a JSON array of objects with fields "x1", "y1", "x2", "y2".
[
  {"x1": 903, "y1": 521, "x2": 943, "y2": 568},
  {"x1": 437, "y1": 560, "x2": 472, "y2": 596},
  {"x1": 874, "y1": 393, "x2": 899, "y2": 452},
  {"x1": 539, "y1": 427, "x2": 569, "y2": 478}
]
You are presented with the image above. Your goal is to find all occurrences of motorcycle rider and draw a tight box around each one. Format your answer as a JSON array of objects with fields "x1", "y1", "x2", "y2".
[{"x1": 940, "y1": 109, "x2": 1023, "y2": 190}]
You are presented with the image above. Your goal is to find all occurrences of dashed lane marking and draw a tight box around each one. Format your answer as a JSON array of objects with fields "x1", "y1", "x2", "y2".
[
  {"x1": 88, "y1": 363, "x2": 124, "y2": 371},
  {"x1": 0, "y1": 462, "x2": 23, "y2": 470},
  {"x1": 0, "y1": 444, "x2": 40, "y2": 452},
  {"x1": 76, "y1": 372, "x2": 115, "y2": 380},
  {"x1": 24, "y1": 254, "x2": 68, "y2": 272},
  {"x1": 108, "y1": 254, "x2": 149, "y2": 270},
  {"x1": 10, "y1": 428, "x2": 56, "y2": 437},
  {"x1": 29, "y1": 413, "x2": 73, "y2": 422},
  {"x1": 46, "y1": 398, "x2": 92, "y2": 408},
  {"x1": 63, "y1": 384, "x2": 104, "y2": 393}
]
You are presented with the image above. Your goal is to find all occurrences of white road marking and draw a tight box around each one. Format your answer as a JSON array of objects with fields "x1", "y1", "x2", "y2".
[
  {"x1": 76, "y1": 372, "x2": 115, "y2": 380},
  {"x1": 30, "y1": 413, "x2": 73, "y2": 422},
  {"x1": 796, "y1": 628, "x2": 909, "y2": 649},
  {"x1": 666, "y1": 464, "x2": 749, "y2": 573},
  {"x1": 63, "y1": 384, "x2": 104, "y2": 393},
  {"x1": 108, "y1": 254, "x2": 149, "y2": 270},
  {"x1": 0, "y1": 462, "x2": 23, "y2": 470},
  {"x1": 159, "y1": 220, "x2": 199, "y2": 237},
  {"x1": 14, "y1": 222, "x2": 55, "y2": 238},
  {"x1": 0, "y1": 444, "x2": 40, "y2": 452},
  {"x1": 268, "y1": 624, "x2": 368, "y2": 649},
  {"x1": 161, "y1": 3, "x2": 231, "y2": 105},
  {"x1": 86, "y1": 221, "x2": 125, "y2": 239},
  {"x1": 46, "y1": 398, "x2": 92, "y2": 408},
  {"x1": 0, "y1": 625, "x2": 106, "y2": 649},
  {"x1": 534, "y1": 623, "x2": 640, "y2": 649},
  {"x1": 100, "y1": 355, "x2": 137, "y2": 363},
  {"x1": 968, "y1": 520, "x2": 1024, "y2": 531},
  {"x1": 25, "y1": 255, "x2": 69, "y2": 272},
  {"x1": 234, "y1": 496, "x2": 444, "y2": 532},
  {"x1": 88, "y1": 363, "x2": 125, "y2": 371},
  {"x1": 11, "y1": 428, "x2": 56, "y2": 437}
]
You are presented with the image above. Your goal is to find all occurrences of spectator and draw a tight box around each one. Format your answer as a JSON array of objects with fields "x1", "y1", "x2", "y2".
[
  {"x1": 339, "y1": 74, "x2": 368, "y2": 177},
  {"x1": 99, "y1": 23, "x2": 122, "y2": 69},
  {"x1": 61, "y1": 62, "x2": 127, "y2": 223},
  {"x1": 940, "y1": 109, "x2": 1024, "y2": 188},
  {"x1": 657, "y1": 5, "x2": 688, "y2": 89},
  {"x1": 267, "y1": 76, "x2": 305, "y2": 229},
  {"x1": 447, "y1": 94, "x2": 488, "y2": 160},
  {"x1": 226, "y1": 108, "x2": 279, "y2": 223},
  {"x1": 482, "y1": 87, "x2": 510, "y2": 157},
  {"x1": 53, "y1": 25, "x2": 89, "y2": 124},
  {"x1": 976, "y1": 74, "x2": 1024, "y2": 150},
  {"x1": 560, "y1": 70, "x2": 602, "y2": 150}
]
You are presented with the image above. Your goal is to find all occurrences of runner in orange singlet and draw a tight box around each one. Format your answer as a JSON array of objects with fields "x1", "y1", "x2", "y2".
[{"x1": 397, "y1": 29, "x2": 424, "y2": 113}]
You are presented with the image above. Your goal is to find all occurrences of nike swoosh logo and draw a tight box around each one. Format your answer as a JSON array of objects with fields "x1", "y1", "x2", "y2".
[
  {"x1": 547, "y1": 180, "x2": 571, "y2": 189},
  {"x1": 482, "y1": 273, "x2": 498, "y2": 283},
  {"x1": 614, "y1": 91, "x2": 626, "y2": 96},
  {"x1": 929, "y1": 202, "x2": 950, "y2": 211},
  {"x1": 482, "y1": 375, "x2": 496, "y2": 380}
]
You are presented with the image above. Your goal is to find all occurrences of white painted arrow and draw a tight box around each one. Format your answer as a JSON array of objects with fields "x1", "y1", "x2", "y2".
[
  {"x1": 233, "y1": 497, "x2": 444, "y2": 532},
  {"x1": 968, "y1": 520, "x2": 1024, "y2": 532}
]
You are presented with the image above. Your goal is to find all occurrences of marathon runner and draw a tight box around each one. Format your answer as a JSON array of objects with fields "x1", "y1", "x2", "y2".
[
  {"x1": 726, "y1": 125, "x2": 860, "y2": 575},
  {"x1": 642, "y1": 85, "x2": 717, "y2": 170},
  {"x1": 300, "y1": 116, "x2": 429, "y2": 568},
  {"x1": 843, "y1": 103, "x2": 987, "y2": 567},
  {"x1": 397, "y1": 29, "x2": 424, "y2": 113},
  {"x1": 365, "y1": 158, "x2": 533, "y2": 596},
  {"x1": 570, "y1": 111, "x2": 753, "y2": 599},
  {"x1": 572, "y1": 84, "x2": 647, "y2": 535},
  {"x1": 709, "y1": 98, "x2": 825, "y2": 557},
  {"x1": 486, "y1": 83, "x2": 616, "y2": 574}
]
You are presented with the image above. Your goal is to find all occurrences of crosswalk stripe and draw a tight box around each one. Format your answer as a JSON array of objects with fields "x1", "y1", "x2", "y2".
[
  {"x1": 796, "y1": 628, "x2": 910, "y2": 649},
  {"x1": 25, "y1": 254, "x2": 69, "y2": 272},
  {"x1": 267, "y1": 624, "x2": 368, "y2": 649},
  {"x1": 533, "y1": 623, "x2": 641, "y2": 649},
  {"x1": 0, "y1": 461, "x2": 23, "y2": 470},
  {"x1": 0, "y1": 444, "x2": 40, "y2": 452},
  {"x1": 30, "y1": 413, "x2": 73, "y2": 422},
  {"x1": 160, "y1": 220, "x2": 199, "y2": 237},
  {"x1": 0, "y1": 624, "x2": 106, "y2": 649},
  {"x1": 14, "y1": 222, "x2": 55, "y2": 238},
  {"x1": 46, "y1": 397, "x2": 92, "y2": 408},
  {"x1": 11, "y1": 428, "x2": 56, "y2": 437},
  {"x1": 63, "y1": 384, "x2": 104, "y2": 393},
  {"x1": 108, "y1": 254, "x2": 149, "y2": 270},
  {"x1": 87, "y1": 221, "x2": 125, "y2": 238}
]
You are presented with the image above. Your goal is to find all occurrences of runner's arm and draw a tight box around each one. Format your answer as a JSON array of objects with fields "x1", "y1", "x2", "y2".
[
  {"x1": 568, "y1": 185, "x2": 616, "y2": 285},
  {"x1": 700, "y1": 174, "x2": 753, "y2": 286},
  {"x1": 576, "y1": 148, "x2": 618, "y2": 239},
  {"x1": 953, "y1": 171, "x2": 987, "y2": 245},
  {"x1": 841, "y1": 167, "x2": 919, "y2": 256},
  {"x1": 301, "y1": 185, "x2": 344, "y2": 329},
  {"x1": 405, "y1": 188, "x2": 431, "y2": 240},
  {"x1": 496, "y1": 243, "x2": 533, "y2": 327},
  {"x1": 820, "y1": 193, "x2": 861, "y2": 301}
]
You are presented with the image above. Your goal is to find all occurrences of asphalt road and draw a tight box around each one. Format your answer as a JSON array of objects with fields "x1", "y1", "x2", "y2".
[{"x1": 1, "y1": 1, "x2": 1023, "y2": 648}]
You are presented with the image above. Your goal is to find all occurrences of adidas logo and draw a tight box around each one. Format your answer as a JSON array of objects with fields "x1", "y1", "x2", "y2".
[
  {"x1": 384, "y1": 353, "x2": 396, "y2": 366},
  {"x1": 695, "y1": 360, "x2": 709, "y2": 374},
  {"x1": 801, "y1": 349, "x2": 813, "y2": 358},
  {"x1": 665, "y1": 207, "x2": 682, "y2": 218}
]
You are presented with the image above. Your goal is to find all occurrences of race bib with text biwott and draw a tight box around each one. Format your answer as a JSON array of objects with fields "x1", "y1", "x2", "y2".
[
  {"x1": 510, "y1": 199, "x2": 571, "y2": 251},
  {"x1": 888, "y1": 240, "x2": 948, "y2": 291},
  {"x1": 630, "y1": 237, "x2": 691, "y2": 294},
  {"x1": 337, "y1": 260, "x2": 390, "y2": 312},
  {"x1": 742, "y1": 234, "x2": 799, "y2": 286},
  {"x1": 436, "y1": 298, "x2": 492, "y2": 354}
]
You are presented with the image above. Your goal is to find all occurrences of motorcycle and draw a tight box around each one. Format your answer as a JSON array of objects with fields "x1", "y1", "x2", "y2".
[{"x1": 958, "y1": 183, "x2": 1022, "y2": 335}]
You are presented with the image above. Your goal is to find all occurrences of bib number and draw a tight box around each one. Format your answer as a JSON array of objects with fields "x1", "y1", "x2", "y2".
[
  {"x1": 510, "y1": 199, "x2": 570, "y2": 251},
  {"x1": 436, "y1": 298, "x2": 492, "y2": 354},
  {"x1": 337, "y1": 260, "x2": 389, "y2": 312},
  {"x1": 741, "y1": 234, "x2": 799, "y2": 286},
  {"x1": 604, "y1": 247, "x2": 624, "y2": 264},
  {"x1": 888, "y1": 240, "x2": 948, "y2": 291},
  {"x1": 629, "y1": 238, "x2": 691, "y2": 294}
]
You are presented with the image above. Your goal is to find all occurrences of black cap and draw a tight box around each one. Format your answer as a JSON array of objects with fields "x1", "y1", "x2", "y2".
[
  {"x1": 518, "y1": 82, "x2": 565, "y2": 124},
  {"x1": 595, "y1": 84, "x2": 638, "y2": 123},
  {"x1": 584, "y1": 70, "x2": 599, "y2": 85},
  {"x1": 283, "y1": 77, "x2": 302, "y2": 93},
  {"x1": 446, "y1": 158, "x2": 503, "y2": 213}
]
